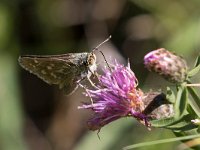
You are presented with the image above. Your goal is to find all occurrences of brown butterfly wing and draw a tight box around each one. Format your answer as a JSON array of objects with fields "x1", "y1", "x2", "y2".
[{"x1": 18, "y1": 53, "x2": 89, "y2": 95}]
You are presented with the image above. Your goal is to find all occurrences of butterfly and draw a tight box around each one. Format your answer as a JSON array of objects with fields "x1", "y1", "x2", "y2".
[{"x1": 18, "y1": 36, "x2": 111, "y2": 95}]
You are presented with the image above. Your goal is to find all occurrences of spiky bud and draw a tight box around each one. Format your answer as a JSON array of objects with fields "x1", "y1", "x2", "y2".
[{"x1": 144, "y1": 48, "x2": 188, "y2": 83}]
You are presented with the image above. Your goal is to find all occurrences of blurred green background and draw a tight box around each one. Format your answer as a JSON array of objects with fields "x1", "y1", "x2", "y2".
[{"x1": 0, "y1": 0, "x2": 200, "y2": 150}]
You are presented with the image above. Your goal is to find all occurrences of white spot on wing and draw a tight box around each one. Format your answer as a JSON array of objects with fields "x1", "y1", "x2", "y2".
[
  {"x1": 50, "y1": 73, "x2": 57, "y2": 78},
  {"x1": 50, "y1": 64, "x2": 55, "y2": 67},
  {"x1": 58, "y1": 69, "x2": 64, "y2": 73},
  {"x1": 41, "y1": 70, "x2": 46, "y2": 74},
  {"x1": 29, "y1": 63, "x2": 36, "y2": 68},
  {"x1": 34, "y1": 60, "x2": 38, "y2": 63},
  {"x1": 47, "y1": 66, "x2": 52, "y2": 70}
]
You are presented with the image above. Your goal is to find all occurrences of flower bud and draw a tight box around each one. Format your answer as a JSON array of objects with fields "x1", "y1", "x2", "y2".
[
  {"x1": 143, "y1": 92, "x2": 174, "y2": 119},
  {"x1": 144, "y1": 48, "x2": 188, "y2": 83}
]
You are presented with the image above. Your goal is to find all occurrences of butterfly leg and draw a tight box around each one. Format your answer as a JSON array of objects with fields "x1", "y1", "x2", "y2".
[
  {"x1": 87, "y1": 76, "x2": 100, "y2": 90},
  {"x1": 88, "y1": 68, "x2": 101, "y2": 89},
  {"x1": 93, "y1": 71, "x2": 106, "y2": 88},
  {"x1": 93, "y1": 71, "x2": 100, "y2": 81},
  {"x1": 78, "y1": 83, "x2": 94, "y2": 104}
]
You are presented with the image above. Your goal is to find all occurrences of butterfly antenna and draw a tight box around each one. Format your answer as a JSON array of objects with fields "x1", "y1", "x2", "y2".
[
  {"x1": 99, "y1": 51, "x2": 112, "y2": 72},
  {"x1": 92, "y1": 35, "x2": 112, "y2": 72},
  {"x1": 92, "y1": 35, "x2": 112, "y2": 52}
]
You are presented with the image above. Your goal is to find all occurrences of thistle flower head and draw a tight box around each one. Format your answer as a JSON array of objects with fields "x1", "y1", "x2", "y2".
[
  {"x1": 79, "y1": 61, "x2": 149, "y2": 131},
  {"x1": 144, "y1": 48, "x2": 188, "y2": 83}
]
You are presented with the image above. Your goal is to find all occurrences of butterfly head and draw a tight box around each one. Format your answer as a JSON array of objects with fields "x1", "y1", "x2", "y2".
[
  {"x1": 87, "y1": 52, "x2": 97, "y2": 74},
  {"x1": 87, "y1": 52, "x2": 96, "y2": 66}
]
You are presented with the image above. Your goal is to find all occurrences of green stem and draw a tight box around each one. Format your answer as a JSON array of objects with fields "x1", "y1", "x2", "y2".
[{"x1": 186, "y1": 84, "x2": 200, "y2": 87}]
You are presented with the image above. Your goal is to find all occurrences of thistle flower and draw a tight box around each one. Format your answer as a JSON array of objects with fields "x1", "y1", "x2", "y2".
[
  {"x1": 78, "y1": 61, "x2": 149, "y2": 131},
  {"x1": 144, "y1": 48, "x2": 188, "y2": 83}
]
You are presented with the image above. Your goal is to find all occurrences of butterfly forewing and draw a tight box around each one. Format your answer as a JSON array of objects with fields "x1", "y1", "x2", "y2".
[{"x1": 18, "y1": 53, "x2": 89, "y2": 95}]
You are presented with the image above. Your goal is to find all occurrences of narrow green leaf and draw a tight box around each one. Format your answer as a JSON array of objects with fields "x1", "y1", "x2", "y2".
[
  {"x1": 188, "y1": 64, "x2": 200, "y2": 77},
  {"x1": 166, "y1": 122, "x2": 196, "y2": 131},
  {"x1": 150, "y1": 113, "x2": 193, "y2": 129},
  {"x1": 123, "y1": 134, "x2": 200, "y2": 150},
  {"x1": 187, "y1": 104, "x2": 198, "y2": 118},
  {"x1": 150, "y1": 117, "x2": 176, "y2": 127},
  {"x1": 174, "y1": 86, "x2": 183, "y2": 118},
  {"x1": 166, "y1": 87, "x2": 175, "y2": 103},
  {"x1": 165, "y1": 114, "x2": 197, "y2": 131},
  {"x1": 187, "y1": 87, "x2": 200, "y2": 118},
  {"x1": 194, "y1": 56, "x2": 200, "y2": 67},
  {"x1": 174, "y1": 86, "x2": 187, "y2": 119},
  {"x1": 198, "y1": 127, "x2": 200, "y2": 133}
]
